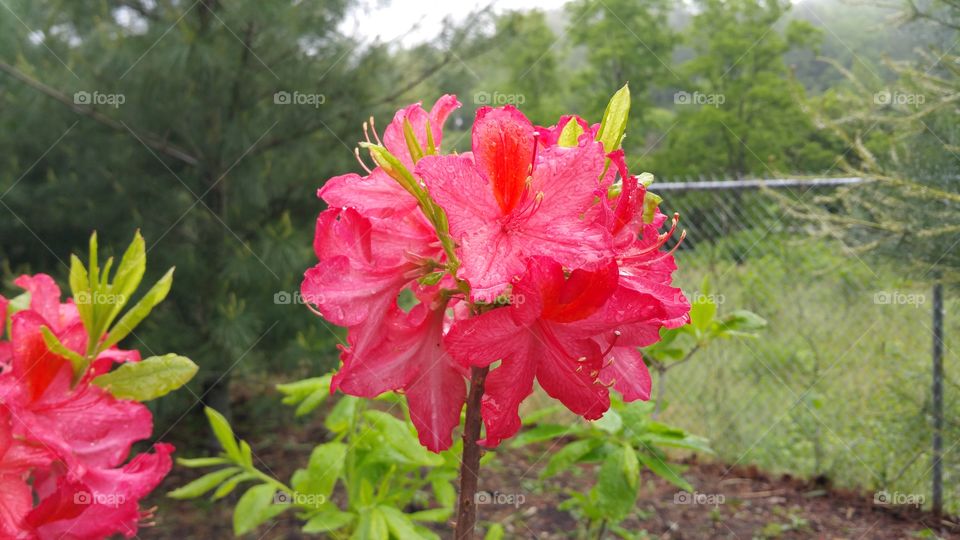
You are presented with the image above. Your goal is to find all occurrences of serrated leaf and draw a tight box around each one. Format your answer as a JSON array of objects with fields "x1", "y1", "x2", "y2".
[
  {"x1": 167, "y1": 467, "x2": 241, "y2": 499},
  {"x1": 92, "y1": 354, "x2": 197, "y2": 401}
]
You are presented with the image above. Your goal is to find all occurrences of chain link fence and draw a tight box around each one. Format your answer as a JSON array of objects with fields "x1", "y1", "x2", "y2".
[{"x1": 655, "y1": 178, "x2": 959, "y2": 515}]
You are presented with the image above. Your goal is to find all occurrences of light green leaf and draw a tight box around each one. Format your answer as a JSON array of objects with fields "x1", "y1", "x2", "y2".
[
  {"x1": 352, "y1": 506, "x2": 389, "y2": 540},
  {"x1": 636, "y1": 452, "x2": 692, "y2": 492},
  {"x1": 557, "y1": 117, "x2": 584, "y2": 147},
  {"x1": 431, "y1": 478, "x2": 456, "y2": 508},
  {"x1": 205, "y1": 407, "x2": 241, "y2": 460},
  {"x1": 402, "y1": 117, "x2": 424, "y2": 163},
  {"x1": 234, "y1": 484, "x2": 285, "y2": 535},
  {"x1": 592, "y1": 408, "x2": 623, "y2": 434},
  {"x1": 541, "y1": 439, "x2": 601, "y2": 480},
  {"x1": 167, "y1": 467, "x2": 241, "y2": 499},
  {"x1": 381, "y1": 506, "x2": 427, "y2": 539},
  {"x1": 409, "y1": 507, "x2": 452, "y2": 523},
  {"x1": 292, "y1": 442, "x2": 346, "y2": 500},
  {"x1": 177, "y1": 456, "x2": 231, "y2": 468},
  {"x1": 591, "y1": 446, "x2": 637, "y2": 522},
  {"x1": 622, "y1": 443, "x2": 640, "y2": 489},
  {"x1": 302, "y1": 509, "x2": 355, "y2": 533},
  {"x1": 212, "y1": 471, "x2": 257, "y2": 500},
  {"x1": 101, "y1": 267, "x2": 174, "y2": 350},
  {"x1": 596, "y1": 84, "x2": 631, "y2": 154},
  {"x1": 92, "y1": 354, "x2": 197, "y2": 401},
  {"x1": 39, "y1": 326, "x2": 87, "y2": 377},
  {"x1": 510, "y1": 424, "x2": 577, "y2": 447},
  {"x1": 485, "y1": 523, "x2": 506, "y2": 540}
]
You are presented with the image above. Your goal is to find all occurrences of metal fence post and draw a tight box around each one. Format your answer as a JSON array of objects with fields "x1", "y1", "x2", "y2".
[{"x1": 932, "y1": 281, "x2": 944, "y2": 517}]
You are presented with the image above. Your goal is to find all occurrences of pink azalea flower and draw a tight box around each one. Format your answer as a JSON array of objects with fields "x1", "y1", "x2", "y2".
[
  {"x1": 416, "y1": 106, "x2": 614, "y2": 302},
  {"x1": 318, "y1": 95, "x2": 460, "y2": 218},
  {"x1": 0, "y1": 275, "x2": 175, "y2": 538},
  {"x1": 445, "y1": 257, "x2": 670, "y2": 446}
]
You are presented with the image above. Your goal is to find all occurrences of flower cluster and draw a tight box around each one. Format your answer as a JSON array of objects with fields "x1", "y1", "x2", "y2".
[
  {"x1": 0, "y1": 275, "x2": 172, "y2": 539},
  {"x1": 302, "y1": 91, "x2": 689, "y2": 451}
]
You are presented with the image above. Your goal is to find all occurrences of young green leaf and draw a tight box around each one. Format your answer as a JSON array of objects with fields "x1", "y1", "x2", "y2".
[
  {"x1": 595, "y1": 84, "x2": 631, "y2": 154},
  {"x1": 205, "y1": 407, "x2": 242, "y2": 461},
  {"x1": 101, "y1": 267, "x2": 174, "y2": 351},
  {"x1": 233, "y1": 484, "x2": 286, "y2": 535},
  {"x1": 302, "y1": 509, "x2": 355, "y2": 534},
  {"x1": 39, "y1": 326, "x2": 87, "y2": 377},
  {"x1": 557, "y1": 117, "x2": 584, "y2": 147},
  {"x1": 92, "y1": 354, "x2": 198, "y2": 401},
  {"x1": 167, "y1": 467, "x2": 241, "y2": 499}
]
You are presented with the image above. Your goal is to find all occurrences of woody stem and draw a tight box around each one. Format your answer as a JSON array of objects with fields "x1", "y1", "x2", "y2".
[{"x1": 454, "y1": 365, "x2": 489, "y2": 540}]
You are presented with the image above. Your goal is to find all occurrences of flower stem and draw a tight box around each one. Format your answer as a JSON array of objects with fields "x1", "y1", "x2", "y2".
[{"x1": 454, "y1": 365, "x2": 489, "y2": 540}]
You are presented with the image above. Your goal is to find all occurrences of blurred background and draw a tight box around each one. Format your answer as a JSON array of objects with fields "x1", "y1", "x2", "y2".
[{"x1": 1, "y1": 0, "x2": 958, "y2": 537}]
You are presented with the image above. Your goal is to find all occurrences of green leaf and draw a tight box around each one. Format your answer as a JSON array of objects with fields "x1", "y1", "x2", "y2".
[
  {"x1": 105, "y1": 231, "x2": 147, "y2": 323},
  {"x1": 409, "y1": 507, "x2": 452, "y2": 523},
  {"x1": 642, "y1": 191, "x2": 663, "y2": 224},
  {"x1": 278, "y1": 375, "x2": 333, "y2": 416},
  {"x1": 69, "y1": 254, "x2": 92, "y2": 332},
  {"x1": 205, "y1": 407, "x2": 241, "y2": 460},
  {"x1": 541, "y1": 439, "x2": 601, "y2": 480},
  {"x1": 363, "y1": 410, "x2": 442, "y2": 467},
  {"x1": 484, "y1": 523, "x2": 506, "y2": 540},
  {"x1": 302, "y1": 509, "x2": 356, "y2": 533},
  {"x1": 101, "y1": 267, "x2": 174, "y2": 350},
  {"x1": 431, "y1": 478, "x2": 456, "y2": 508},
  {"x1": 177, "y1": 456, "x2": 231, "y2": 468},
  {"x1": 352, "y1": 506, "x2": 389, "y2": 540},
  {"x1": 381, "y1": 506, "x2": 427, "y2": 539},
  {"x1": 212, "y1": 471, "x2": 257, "y2": 500},
  {"x1": 557, "y1": 117, "x2": 584, "y2": 147},
  {"x1": 592, "y1": 409, "x2": 623, "y2": 434},
  {"x1": 39, "y1": 326, "x2": 87, "y2": 377},
  {"x1": 92, "y1": 354, "x2": 197, "y2": 401},
  {"x1": 636, "y1": 452, "x2": 692, "y2": 492},
  {"x1": 402, "y1": 118, "x2": 424, "y2": 163},
  {"x1": 324, "y1": 395, "x2": 359, "y2": 435},
  {"x1": 292, "y1": 442, "x2": 346, "y2": 500},
  {"x1": 234, "y1": 484, "x2": 285, "y2": 535},
  {"x1": 591, "y1": 446, "x2": 638, "y2": 522},
  {"x1": 621, "y1": 444, "x2": 640, "y2": 490},
  {"x1": 510, "y1": 424, "x2": 578, "y2": 447},
  {"x1": 167, "y1": 467, "x2": 241, "y2": 499},
  {"x1": 596, "y1": 84, "x2": 631, "y2": 154},
  {"x1": 689, "y1": 294, "x2": 718, "y2": 333}
]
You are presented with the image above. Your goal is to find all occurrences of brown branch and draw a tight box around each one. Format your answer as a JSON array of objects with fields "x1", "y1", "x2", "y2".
[
  {"x1": 0, "y1": 60, "x2": 200, "y2": 166},
  {"x1": 454, "y1": 366, "x2": 489, "y2": 540}
]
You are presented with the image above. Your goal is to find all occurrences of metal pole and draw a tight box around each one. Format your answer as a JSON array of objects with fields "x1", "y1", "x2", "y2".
[{"x1": 931, "y1": 281, "x2": 944, "y2": 517}]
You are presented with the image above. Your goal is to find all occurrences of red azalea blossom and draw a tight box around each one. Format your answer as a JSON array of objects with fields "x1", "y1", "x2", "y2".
[
  {"x1": 303, "y1": 94, "x2": 690, "y2": 451},
  {"x1": 0, "y1": 275, "x2": 173, "y2": 539}
]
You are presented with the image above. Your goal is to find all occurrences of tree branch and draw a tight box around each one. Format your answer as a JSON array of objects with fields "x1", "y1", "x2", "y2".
[{"x1": 0, "y1": 61, "x2": 200, "y2": 166}]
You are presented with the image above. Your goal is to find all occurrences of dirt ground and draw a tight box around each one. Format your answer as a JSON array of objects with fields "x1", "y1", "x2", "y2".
[{"x1": 139, "y1": 420, "x2": 959, "y2": 540}]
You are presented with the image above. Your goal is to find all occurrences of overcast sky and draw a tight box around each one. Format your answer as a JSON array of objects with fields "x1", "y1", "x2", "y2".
[{"x1": 339, "y1": 0, "x2": 570, "y2": 46}]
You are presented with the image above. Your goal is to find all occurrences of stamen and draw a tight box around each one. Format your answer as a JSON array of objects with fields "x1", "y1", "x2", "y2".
[
  {"x1": 362, "y1": 121, "x2": 372, "y2": 144},
  {"x1": 354, "y1": 148, "x2": 372, "y2": 173},
  {"x1": 597, "y1": 377, "x2": 616, "y2": 388},
  {"x1": 599, "y1": 330, "x2": 621, "y2": 358},
  {"x1": 369, "y1": 116, "x2": 383, "y2": 145},
  {"x1": 530, "y1": 131, "x2": 541, "y2": 174}
]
